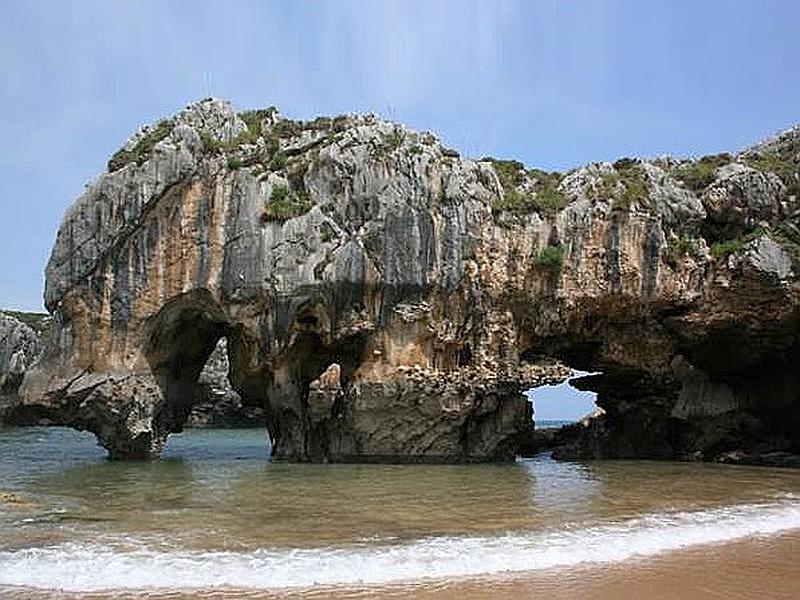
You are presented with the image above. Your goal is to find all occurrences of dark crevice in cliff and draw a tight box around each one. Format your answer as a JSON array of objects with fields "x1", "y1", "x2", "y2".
[{"x1": 136, "y1": 290, "x2": 261, "y2": 455}]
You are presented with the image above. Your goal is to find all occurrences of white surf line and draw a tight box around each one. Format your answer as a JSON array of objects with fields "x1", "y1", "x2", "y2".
[{"x1": 1, "y1": 500, "x2": 799, "y2": 592}]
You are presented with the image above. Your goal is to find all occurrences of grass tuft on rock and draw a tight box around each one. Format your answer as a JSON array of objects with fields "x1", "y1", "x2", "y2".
[
  {"x1": 108, "y1": 119, "x2": 175, "y2": 172},
  {"x1": 262, "y1": 184, "x2": 312, "y2": 222},
  {"x1": 532, "y1": 245, "x2": 564, "y2": 273},
  {"x1": 666, "y1": 233, "x2": 699, "y2": 264},
  {"x1": 710, "y1": 238, "x2": 746, "y2": 260},
  {"x1": 674, "y1": 153, "x2": 732, "y2": 192}
]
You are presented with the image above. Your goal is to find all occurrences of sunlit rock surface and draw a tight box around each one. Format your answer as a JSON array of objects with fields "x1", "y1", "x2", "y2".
[{"x1": 18, "y1": 100, "x2": 800, "y2": 463}]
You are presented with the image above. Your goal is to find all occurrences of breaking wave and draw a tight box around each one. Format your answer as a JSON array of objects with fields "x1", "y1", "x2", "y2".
[{"x1": 1, "y1": 499, "x2": 799, "y2": 593}]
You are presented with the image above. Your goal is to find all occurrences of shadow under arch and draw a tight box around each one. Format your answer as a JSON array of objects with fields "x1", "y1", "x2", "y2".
[
  {"x1": 138, "y1": 288, "x2": 372, "y2": 461},
  {"x1": 142, "y1": 289, "x2": 239, "y2": 445}
]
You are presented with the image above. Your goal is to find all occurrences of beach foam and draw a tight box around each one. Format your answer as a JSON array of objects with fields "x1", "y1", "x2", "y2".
[{"x1": 2, "y1": 499, "x2": 799, "y2": 592}]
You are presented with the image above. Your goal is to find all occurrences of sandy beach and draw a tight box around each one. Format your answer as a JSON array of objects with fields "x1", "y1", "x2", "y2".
[
  {"x1": 3, "y1": 530, "x2": 797, "y2": 599},
  {"x1": 365, "y1": 529, "x2": 800, "y2": 600}
]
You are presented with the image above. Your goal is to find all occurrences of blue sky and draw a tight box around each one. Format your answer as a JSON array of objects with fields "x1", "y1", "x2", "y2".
[
  {"x1": 528, "y1": 378, "x2": 597, "y2": 422},
  {"x1": 1, "y1": 0, "x2": 799, "y2": 312}
]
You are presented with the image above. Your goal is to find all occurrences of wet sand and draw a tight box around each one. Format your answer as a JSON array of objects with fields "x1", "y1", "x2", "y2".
[
  {"x1": 363, "y1": 529, "x2": 800, "y2": 600},
  {"x1": 4, "y1": 530, "x2": 798, "y2": 599}
]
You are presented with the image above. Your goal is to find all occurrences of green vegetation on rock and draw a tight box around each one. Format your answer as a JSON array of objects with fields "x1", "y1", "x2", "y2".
[
  {"x1": 1, "y1": 310, "x2": 51, "y2": 338},
  {"x1": 532, "y1": 244, "x2": 564, "y2": 273},
  {"x1": 200, "y1": 132, "x2": 224, "y2": 154},
  {"x1": 490, "y1": 159, "x2": 525, "y2": 190},
  {"x1": 108, "y1": 119, "x2": 175, "y2": 172},
  {"x1": 774, "y1": 222, "x2": 800, "y2": 261},
  {"x1": 386, "y1": 127, "x2": 406, "y2": 150},
  {"x1": 529, "y1": 169, "x2": 568, "y2": 215},
  {"x1": 674, "y1": 153, "x2": 732, "y2": 192},
  {"x1": 710, "y1": 238, "x2": 746, "y2": 260},
  {"x1": 487, "y1": 159, "x2": 568, "y2": 217},
  {"x1": 272, "y1": 119, "x2": 304, "y2": 138},
  {"x1": 238, "y1": 109, "x2": 273, "y2": 143},
  {"x1": 262, "y1": 183, "x2": 312, "y2": 222},
  {"x1": 666, "y1": 233, "x2": 699, "y2": 264},
  {"x1": 669, "y1": 234, "x2": 696, "y2": 256},
  {"x1": 745, "y1": 150, "x2": 800, "y2": 199},
  {"x1": 269, "y1": 151, "x2": 288, "y2": 171},
  {"x1": 611, "y1": 159, "x2": 650, "y2": 211},
  {"x1": 592, "y1": 170, "x2": 620, "y2": 201}
]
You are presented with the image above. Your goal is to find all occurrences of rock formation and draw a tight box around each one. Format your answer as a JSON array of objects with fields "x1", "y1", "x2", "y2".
[
  {"x1": 0, "y1": 313, "x2": 43, "y2": 420},
  {"x1": 186, "y1": 339, "x2": 266, "y2": 428},
  {"x1": 1, "y1": 311, "x2": 261, "y2": 429},
  {"x1": 18, "y1": 99, "x2": 800, "y2": 464}
]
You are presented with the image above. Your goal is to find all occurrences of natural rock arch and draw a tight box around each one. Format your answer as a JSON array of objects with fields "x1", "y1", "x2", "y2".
[
  {"x1": 142, "y1": 290, "x2": 241, "y2": 451},
  {"x1": 17, "y1": 99, "x2": 800, "y2": 465}
]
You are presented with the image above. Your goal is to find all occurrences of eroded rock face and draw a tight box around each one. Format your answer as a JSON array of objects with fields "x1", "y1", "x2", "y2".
[
  {"x1": 0, "y1": 314, "x2": 43, "y2": 420},
  {"x1": 186, "y1": 339, "x2": 266, "y2": 428},
  {"x1": 18, "y1": 100, "x2": 800, "y2": 463},
  {"x1": 1, "y1": 315, "x2": 261, "y2": 431}
]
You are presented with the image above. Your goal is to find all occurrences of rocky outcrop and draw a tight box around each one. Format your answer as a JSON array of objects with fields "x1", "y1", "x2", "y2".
[
  {"x1": 18, "y1": 99, "x2": 800, "y2": 464},
  {"x1": 1, "y1": 313, "x2": 262, "y2": 429},
  {"x1": 0, "y1": 314, "x2": 43, "y2": 420},
  {"x1": 186, "y1": 340, "x2": 265, "y2": 428}
]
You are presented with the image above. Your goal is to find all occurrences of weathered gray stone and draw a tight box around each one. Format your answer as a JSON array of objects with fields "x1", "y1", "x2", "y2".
[
  {"x1": 0, "y1": 315, "x2": 42, "y2": 414},
  {"x1": 187, "y1": 340, "x2": 265, "y2": 428},
  {"x1": 16, "y1": 99, "x2": 800, "y2": 465},
  {"x1": 747, "y1": 234, "x2": 793, "y2": 278}
]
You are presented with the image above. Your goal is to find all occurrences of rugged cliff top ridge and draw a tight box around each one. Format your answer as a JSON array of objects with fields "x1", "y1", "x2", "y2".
[
  {"x1": 20, "y1": 99, "x2": 800, "y2": 464},
  {"x1": 46, "y1": 99, "x2": 800, "y2": 312}
]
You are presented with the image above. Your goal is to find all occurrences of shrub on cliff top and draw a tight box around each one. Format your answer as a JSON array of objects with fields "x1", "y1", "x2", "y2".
[
  {"x1": 611, "y1": 159, "x2": 650, "y2": 211},
  {"x1": 674, "y1": 153, "x2": 732, "y2": 192},
  {"x1": 530, "y1": 170, "x2": 568, "y2": 215},
  {"x1": 745, "y1": 150, "x2": 800, "y2": 199},
  {"x1": 108, "y1": 119, "x2": 175, "y2": 172},
  {"x1": 386, "y1": 126, "x2": 406, "y2": 150},
  {"x1": 239, "y1": 106, "x2": 278, "y2": 142},
  {"x1": 488, "y1": 159, "x2": 567, "y2": 218},
  {"x1": 0, "y1": 310, "x2": 52, "y2": 337},
  {"x1": 592, "y1": 170, "x2": 620, "y2": 201}
]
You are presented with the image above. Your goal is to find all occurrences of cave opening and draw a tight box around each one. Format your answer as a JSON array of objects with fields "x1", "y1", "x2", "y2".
[
  {"x1": 527, "y1": 371, "x2": 600, "y2": 430},
  {"x1": 142, "y1": 291, "x2": 273, "y2": 457}
]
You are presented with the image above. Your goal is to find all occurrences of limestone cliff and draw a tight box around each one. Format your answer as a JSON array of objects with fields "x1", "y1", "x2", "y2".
[
  {"x1": 19, "y1": 99, "x2": 800, "y2": 463},
  {"x1": 2, "y1": 317, "x2": 262, "y2": 429},
  {"x1": 0, "y1": 313, "x2": 43, "y2": 420}
]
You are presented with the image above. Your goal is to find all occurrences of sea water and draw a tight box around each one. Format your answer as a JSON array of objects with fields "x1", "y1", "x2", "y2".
[{"x1": 1, "y1": 427, "x2": 798, "y2": 597}]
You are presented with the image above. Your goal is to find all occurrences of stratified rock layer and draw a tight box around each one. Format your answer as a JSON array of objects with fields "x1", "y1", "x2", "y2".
[{"x1": 19, "y1": 99, "x2": 800, "y2": 463}]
